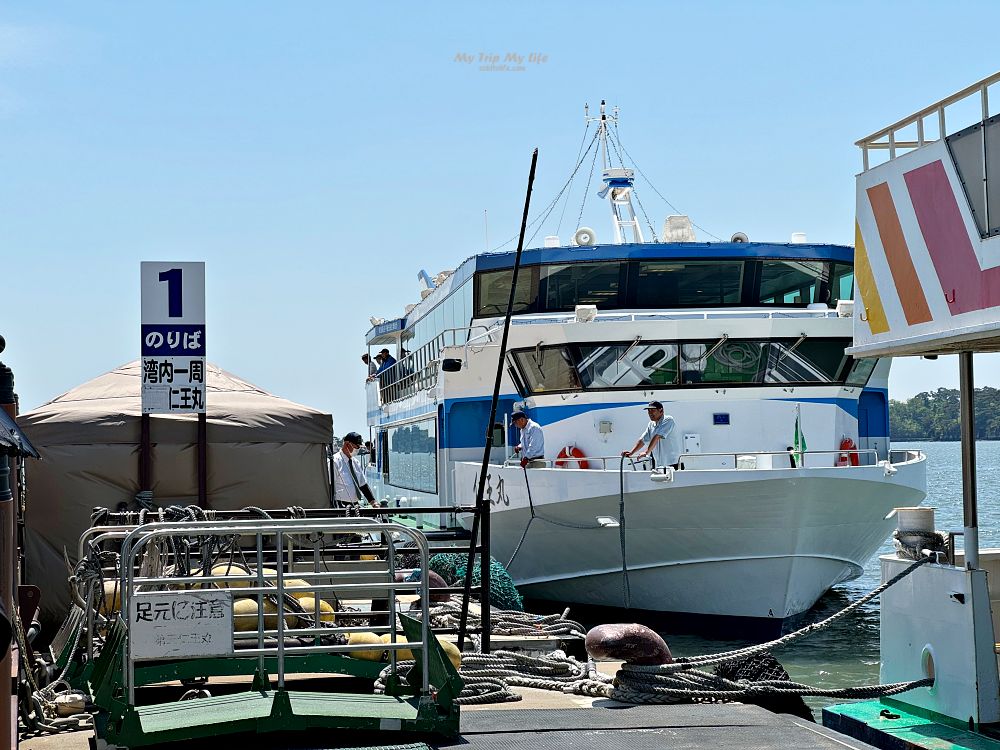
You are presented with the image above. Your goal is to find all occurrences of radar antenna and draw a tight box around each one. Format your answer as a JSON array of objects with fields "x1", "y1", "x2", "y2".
[{"x1": 585, "y1": 100, "x2": 644, "y2": 244}]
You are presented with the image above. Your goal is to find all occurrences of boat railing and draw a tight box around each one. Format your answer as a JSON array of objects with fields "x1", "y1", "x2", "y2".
[
  {"x1": 373, "y1": 325, "x2": 494, "y2": 406},
  {"x1": 856, "y1": 70, "x2": 1000, "y2": 171},
  {"x1": 507, "y1": 309, "x2": 842, "y2": 325},
  {"x1": 888, "y1": 448, "x2": 924, "y2": 464},
  {"x1": 497, "y1": 448, "x2": 915, "y2": 471},
  {"x1": 679, "y1": 448, "x2": 880, "y2": 470},
  {"x1": 502, "y1": 455, "x2": 655, "y2": 471}
]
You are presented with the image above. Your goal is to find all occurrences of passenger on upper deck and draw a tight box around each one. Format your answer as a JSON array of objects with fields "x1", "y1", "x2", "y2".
[
  {"x1": 362, "y1": 353, "x2": 377, "y2": 377},
  {"x1": 375, "y1": 348, "x2": 396, "y2": 375},
  {"x1": 622, "y1": 401, "x2": 683, "y2": 470},
  {"x1": 512, "y1": 410, "x2": 545, "y2": 469}
]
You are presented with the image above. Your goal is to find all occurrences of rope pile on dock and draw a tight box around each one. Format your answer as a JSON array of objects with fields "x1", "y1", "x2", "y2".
[
  {"x1": 426, "y1": 601, "x2": 586, "y2": 642},
  {"x1": 435, "y1": 553, "x2": 938, "y2": 708}
]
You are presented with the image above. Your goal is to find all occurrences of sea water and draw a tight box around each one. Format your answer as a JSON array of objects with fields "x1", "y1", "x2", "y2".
[{"x1": 663, "y1": 440, "x2": 1000, "y2": 712}]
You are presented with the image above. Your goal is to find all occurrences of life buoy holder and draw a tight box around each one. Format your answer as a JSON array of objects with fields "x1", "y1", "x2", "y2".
[
  {"x1": 837, "y1": 437, "x2": 859, "y2": 467},
  {"x1": 555, "y1": 445, "x2": 589, "y2": 469}
]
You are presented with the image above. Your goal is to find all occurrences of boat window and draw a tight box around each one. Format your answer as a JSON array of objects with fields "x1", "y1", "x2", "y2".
[
  {"x1": 386, "y1": 418, "x2": 437, "y2": 493},
  {"x1": 681, "y1": 341, "x2": 766, "y2": 384},
  {"x1": 759, "y1": 260, "x2": 825, "y2": 305},
  {"x1": 636, "y1": 261, "x2": 743, "y2": 307},
  {"x1": 845, "y1": 357, "x2": 878, "y2": 387},
  {"x1": 829, "y1": 263, "x2": 854, "y2": 305},
  {"x1": 513, "y1": 338, "x2": 856, "y2": 393},
  {"x1": 576, "y1": 343, "x2": 679, "y2": 387},
  {"x1": 475, "y1": 267, "x2": 539, "y2": 317},
  {"x1": 512, "y1": 347, "x2": 581, "y2": 392},
  {"x1": 473, "y1": 258, "x2": 853, "y2": 315},
  {"x1": 543, "y1": 262, "x2": 624, "y2": 310},
  {"x1": 765, "y1": 338, "x2": 851, "y2": 383}
]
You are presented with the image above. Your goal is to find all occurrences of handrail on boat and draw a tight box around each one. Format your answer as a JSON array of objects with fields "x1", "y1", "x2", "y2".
[
  {"x1": 496, "y1": 448, "x2": 927, "y2": 471},
  {"x1": 507, "y1": 309, "x2": 842, "y2": 325},
  {"x1": 372, "y1": 324, "x2": 494, "y2": 405},
  {"x1": 502, "y1": 455, "x2": 654, "y2": 471}
]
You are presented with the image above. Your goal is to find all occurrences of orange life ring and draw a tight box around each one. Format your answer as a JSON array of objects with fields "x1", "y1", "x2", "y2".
[
  {"x1": 555, "y1": 445, "x2": 589, "y2": 469},
  {"x1": 837, "y1": 437, "x2": 859, "y2": 467}
]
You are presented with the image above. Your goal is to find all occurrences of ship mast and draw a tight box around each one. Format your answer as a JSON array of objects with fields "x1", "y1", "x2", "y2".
[{"x1": 586, "y1": 100, "x2": 644, "y2": 244}]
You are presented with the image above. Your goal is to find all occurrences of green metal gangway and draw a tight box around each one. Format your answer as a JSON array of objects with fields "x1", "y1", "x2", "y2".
[{"x1": 80, "y1": 517, "x2": 461, "y2": 748}]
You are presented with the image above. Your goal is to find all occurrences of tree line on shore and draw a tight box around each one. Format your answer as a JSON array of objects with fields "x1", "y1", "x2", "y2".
[{"x1": 890, "y1": 387, "x2": 1000, "y2": 440}]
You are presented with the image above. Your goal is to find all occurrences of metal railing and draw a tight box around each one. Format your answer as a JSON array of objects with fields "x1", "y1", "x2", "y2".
[
  {"x1": 857, "y1": 71, "x2": 1000, "y2": 170},
  {"x1": 509, "y1": 309, "x2": 841, "y2": 326},
  {"x1": 679, "y1": 448, "x2": 880, "y2": 469},
  {"x1": 79, "y1": 504, "x2": 491, "y2": 660},
  {"x1": 374, "y1": 326, "x2": 493, "y2": 405},
  {"x1": 116, "y1": 519, "x2": 431, "y2": 704},
  {"x1": 502, "y1": 455, "x2": 654, "y2": 471},
  {"x1": 495, "y1": 448, "x2": 928, "y2": 471}
]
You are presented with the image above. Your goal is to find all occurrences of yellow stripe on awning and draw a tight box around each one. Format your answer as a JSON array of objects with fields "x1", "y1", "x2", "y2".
[{"x1": 854, "y1": 221, "x2": 890, "y2": 335}]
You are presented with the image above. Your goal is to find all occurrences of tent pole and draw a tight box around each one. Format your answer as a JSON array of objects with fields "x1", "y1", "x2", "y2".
[
  {"x1": 197, "y1": 412, "x2": 207, "y2": 508},
  {"x1": 139, "y1": 413, "x2": 151, "y2": 493},
  {"x1": 960, "y1": 351, "x2": 979, "y2": 569}
]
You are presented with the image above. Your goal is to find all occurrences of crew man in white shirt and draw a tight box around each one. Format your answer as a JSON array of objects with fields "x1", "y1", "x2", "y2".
[
  {"x1": 512, "y1": 410, "x2": 545, "y2": 469},
  {"x1": 331, "y1": 432, "x2": 378, "y2": 509},
  {"x1": 622, "y1": 400, "x2": 683, "y2": 470}
]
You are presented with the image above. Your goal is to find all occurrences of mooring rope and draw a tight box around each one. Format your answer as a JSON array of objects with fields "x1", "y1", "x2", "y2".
[
  {"x1": 427, "y1": 601, "x2": 586, "y2": 639},
  {"x1": 410, "y1": 554, "x2": 939, "y2": 706}
]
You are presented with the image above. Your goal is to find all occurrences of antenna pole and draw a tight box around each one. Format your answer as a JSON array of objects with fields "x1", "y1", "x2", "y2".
[
  {"x1": 586, "y1": 99, "x2": 643, "y2": 244},
  {"x1": 484, "y1": 209, "x2": 489, "y2": 253}
]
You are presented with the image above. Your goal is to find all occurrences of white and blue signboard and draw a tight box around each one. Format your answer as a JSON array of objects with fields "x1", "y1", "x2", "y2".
[{"x1": 140, "y1": 262, "x2": 206, "y2": 414}]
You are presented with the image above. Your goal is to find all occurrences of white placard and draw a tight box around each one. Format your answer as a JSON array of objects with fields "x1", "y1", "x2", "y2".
[
  {"x1": 140, "y1": 262, "x2": 205, "y2": 325},
  {"x1": 140, "y1": 262, "x2": 206, "y2": 414},
  {"x1": 130, "y1": 590, "x2": 233, "y2": 660}
]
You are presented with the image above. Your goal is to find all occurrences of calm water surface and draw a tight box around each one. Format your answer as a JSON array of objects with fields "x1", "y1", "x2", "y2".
[{"x1": 653, "y1": 441, "x2": 1000, "y2": 712}]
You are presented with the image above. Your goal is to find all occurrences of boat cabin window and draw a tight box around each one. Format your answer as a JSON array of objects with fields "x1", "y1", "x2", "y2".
[
  {"x1": 759, "y1": 260, "x2": 826, "y2": 305},
  {"x1": 512, "y1": 338, "x2": 857, "y2": 393},
  {"x1": 476, "y1": 267, "x2": 538, "y2": 317},
  {"x1": 845, "y1": 357, "x2": 878, "y2": 388},
  {"x1": 386, "y1": 418, "x2": 437, "y2": 493},
  {"x1": 473, "y1": 258, "x2": 853, "y2": 316},
  {"x1": 543, "y1": 262, "x2": 624, "y2": 310},
  {"x1": 681, "y1": 341, "x2": 766, "y2": 384},
  {"x1": 636, "y1": 261, "x2": 743, "y2": 307}
]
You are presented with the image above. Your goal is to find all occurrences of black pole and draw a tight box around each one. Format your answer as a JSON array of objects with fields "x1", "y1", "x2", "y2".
[
  {"x1": 197, "y1": 412, "x2": 207, "y2": 507},
  {"x1": 139, "y1": 413, "x2": 151, "y2": 492},
  {"x1": 960, "y1": 351, "x2": 979, "y2": 568},
  {"x1": 457, "y1": 148, "x2": 538, "y2": 652}
]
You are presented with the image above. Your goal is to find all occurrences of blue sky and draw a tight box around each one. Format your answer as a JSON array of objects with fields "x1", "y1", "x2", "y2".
[{"x1": 2, "y1": 1, "x2": 1000, "y2": 434}]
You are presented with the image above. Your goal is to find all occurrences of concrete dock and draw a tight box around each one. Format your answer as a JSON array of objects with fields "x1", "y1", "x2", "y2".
[{"x1": 21, "y1": 668, "x2": 882, "y2": 750}]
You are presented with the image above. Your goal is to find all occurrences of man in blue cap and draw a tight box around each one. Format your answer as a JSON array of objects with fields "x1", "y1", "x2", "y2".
[
  {"x1": 622, "y1": 401, "x2": 682, "y2": 470},
  {"x1": 511, "y1": 410, "x2": 545, "y2": 469}
]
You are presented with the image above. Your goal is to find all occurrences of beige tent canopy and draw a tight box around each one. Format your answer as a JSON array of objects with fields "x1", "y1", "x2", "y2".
[{"x1": 18, "y1": 361, "x2": 333, "y2": 622}]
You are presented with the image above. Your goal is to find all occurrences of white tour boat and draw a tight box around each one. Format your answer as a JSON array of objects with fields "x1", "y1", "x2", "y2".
[{"x1": 362, "y1": 102, "x2": 926, "y2": 628}]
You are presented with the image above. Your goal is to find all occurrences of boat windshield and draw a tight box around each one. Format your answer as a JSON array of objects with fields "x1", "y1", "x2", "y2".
[
  {"x1": 476, "y1": 259, "x2": 853, "y2": 316},
  {"x1": 511, "y1": 338, "x2": 868, "y2": 393}
]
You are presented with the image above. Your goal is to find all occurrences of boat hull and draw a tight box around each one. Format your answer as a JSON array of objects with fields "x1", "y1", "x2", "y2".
[{"x1": 455, "y1": 457, "x2": 926, "y2": 620}]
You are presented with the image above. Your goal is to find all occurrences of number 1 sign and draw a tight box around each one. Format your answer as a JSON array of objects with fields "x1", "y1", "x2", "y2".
[{"x1": 140, "y1": 262, "x2": 207, "y2": 414}]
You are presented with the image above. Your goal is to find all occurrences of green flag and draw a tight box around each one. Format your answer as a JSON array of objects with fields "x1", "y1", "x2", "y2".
[{"x1": 793, "y1": 405, "x2": 807, "y2": 468}]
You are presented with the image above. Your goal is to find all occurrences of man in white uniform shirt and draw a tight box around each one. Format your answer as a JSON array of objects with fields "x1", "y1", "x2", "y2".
[
  {"x1": 332, "y1": 432, "x2": 378, "y2": 509},
  {"x1": 622, "y1": 401, "x2": 683, "y2": 470},
  {"x1": 512, "y1": 410, "x2": 545, "y2": 469}
]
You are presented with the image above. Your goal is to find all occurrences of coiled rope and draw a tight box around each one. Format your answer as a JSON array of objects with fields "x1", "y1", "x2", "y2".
[
  {"x1": 426, "y1": 601, "x2": 585, "y2": 642},
  {"x1": 415, "y1": 554, "x2": 936, "y2": 706}
]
